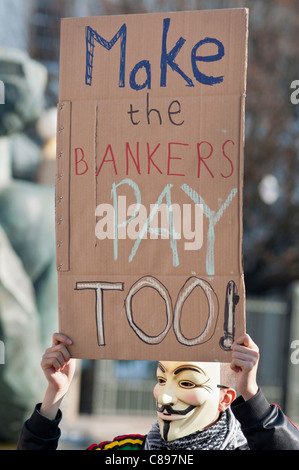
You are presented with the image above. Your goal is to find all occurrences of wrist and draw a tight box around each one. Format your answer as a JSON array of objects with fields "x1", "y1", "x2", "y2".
[
  {"x1": 40, "y1": 385, "x2": 67, "y2": 420},
  {"x1": 241, "y1": 384, "x2": 259, "y2": 401}
]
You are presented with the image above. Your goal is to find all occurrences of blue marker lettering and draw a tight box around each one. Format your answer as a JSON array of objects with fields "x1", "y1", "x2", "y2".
[
  {"x1": 111, "y1": 178, "x2": 141, "y2": 260},
  {"x1": 86, "y1": 24, "x2": 127, "y2": 87},
  {"x1": 181, "y1": 184, "x2": 237, "y2": 276},
  {"x1": 160, "y1": 18, "x2": 194, "y2": 88},
  {"x1": 130, "y1": 60, "x2": 151, "y2": 90},
  {"x1": 191, "y1": 37, "x2": 225, "y2": 86}
]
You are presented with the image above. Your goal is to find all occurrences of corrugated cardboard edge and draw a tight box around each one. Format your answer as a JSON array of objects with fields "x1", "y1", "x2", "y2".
[
  {"x1": 55, "y1": 101, "x2": 71, "y2": 272},
  {"x1": 238, "y1": 8, "x2": 249, "y2": 332},
  {"x1": 56, "y1": 9, "x2": 249, "y2": 359}
]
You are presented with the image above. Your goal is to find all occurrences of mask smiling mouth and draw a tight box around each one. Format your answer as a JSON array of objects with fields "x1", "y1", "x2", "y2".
[
  {"x1": 156, "y1": 404, "x2": 197, "y2": 441},
  {"x1": 156, "y1": 404, "x2": 196, "y2": 418}
]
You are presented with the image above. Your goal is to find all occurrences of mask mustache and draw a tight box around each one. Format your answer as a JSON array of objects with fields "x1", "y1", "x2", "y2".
[{"x1": 157, "y1": 404, "x2": 195, "y2": 415}]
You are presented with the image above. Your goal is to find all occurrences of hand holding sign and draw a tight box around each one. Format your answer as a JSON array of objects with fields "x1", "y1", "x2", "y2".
[{"x1": 40, "y1": 333, "x2": 76, "y2": 420}]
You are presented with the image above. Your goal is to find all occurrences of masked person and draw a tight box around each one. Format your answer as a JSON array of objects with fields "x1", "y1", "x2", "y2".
[
  {"x1": 146, "y1": 361, "x2": 244, "y2": 450},
  {"x1": 17, "y1": 333, "x2": 299, "y2": 450}
]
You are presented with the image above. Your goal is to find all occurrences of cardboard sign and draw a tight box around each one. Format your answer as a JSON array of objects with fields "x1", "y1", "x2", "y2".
[{"x1": 56, "y1": 9, "x2": 248, "y2": 361}]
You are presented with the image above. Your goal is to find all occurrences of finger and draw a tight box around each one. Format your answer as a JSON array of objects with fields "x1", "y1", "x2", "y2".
[
  {"x1": 230, "y1": 361, "x2": 242, "y2": 373},
  {"x1": 233, "y1": 334, "x2": 258, "y2": 352},
  {"x1": 53, "y1": 342, "x2": 71, "y2": 358},
  {"x1": 232, "y1": 343, "x2": 259, "y2": 357},
  {"x1": 52, "y1": 333, "x2": 73, "y2": 347},
  {"x1": 46, "y1": 341, "x2": 72, "y2": 356},
  {"x1": 233, "y1": 333, "x2": 250, "y2": 347},
  {"x1": 232, "y1": 348, "x2": 259, "y2": 361},
  {"x1": 231, "y1": 350, "x2": 259, "y2": 369},
  {"x1": 42, "y1": 356, "x2": 64, "y2": 372},
  {"x1": 231, "y1": 355, "x2": 257, "y2": 369},
  {"x1": 42, "y1": 347, "x2": 71, "y2": 369},
  {"x1": 232, "y1": 344, "x2": 259, "y2": 359},
  {"x1": 42, "y1": 355, "x2": 72, "y2": 373}
]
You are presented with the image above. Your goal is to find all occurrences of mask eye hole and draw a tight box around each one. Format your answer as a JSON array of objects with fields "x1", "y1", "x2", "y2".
[
  {"x1": 157, "y1": 377, "x2": 166, "y2": 385},
  {"x1": 179, "y1": 380, "x2": 196, "y2": 389}
]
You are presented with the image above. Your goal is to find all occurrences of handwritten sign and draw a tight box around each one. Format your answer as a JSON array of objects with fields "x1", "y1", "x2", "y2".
[{"x1": 56, "y1": 9, "x2": 248, "y2": 360}]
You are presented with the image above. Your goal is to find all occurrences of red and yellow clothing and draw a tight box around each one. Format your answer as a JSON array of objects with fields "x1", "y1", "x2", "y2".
[{"x1": 88, "y1": 434, "x2": 146, "y2": 450}]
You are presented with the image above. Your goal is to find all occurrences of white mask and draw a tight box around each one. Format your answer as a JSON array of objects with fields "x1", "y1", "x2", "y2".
[{"x1": 153, "y1": 361, "x2": 221, "y2": 442}]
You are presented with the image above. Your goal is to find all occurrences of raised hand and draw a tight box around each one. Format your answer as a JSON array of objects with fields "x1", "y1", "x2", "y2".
[
  {"x1": 40, "y1": 333, "x2": 76, "y2": 419},
  {"x1": 230, "y1": 334, "x2": 259, "y2": 401}
]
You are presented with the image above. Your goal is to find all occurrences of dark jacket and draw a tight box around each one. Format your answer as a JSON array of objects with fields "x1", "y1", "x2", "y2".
[{"x1": 17, "y1": 389, "x2": 299, "y2": 450}]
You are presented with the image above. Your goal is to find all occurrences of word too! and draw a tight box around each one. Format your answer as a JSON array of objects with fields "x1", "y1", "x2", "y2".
[{"x1": 76, "y1": 275, "x2": 219, "y2": 348}]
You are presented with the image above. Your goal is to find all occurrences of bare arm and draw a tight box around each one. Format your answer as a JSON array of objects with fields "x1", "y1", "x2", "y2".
[{"x1": 40, "y1": 333, "x2": 76, "y2": 420}]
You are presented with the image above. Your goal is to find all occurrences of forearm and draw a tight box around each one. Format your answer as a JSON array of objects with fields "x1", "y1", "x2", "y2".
[
  {"x1": 40, "y1": 385, "x2": 67, "y2": 420},
  {"x1": 18, "y1": 333, "x2": 75, "y2": 450},
  {"x1": 239, "y1": 383, "x2": 259, "y2": 402}
]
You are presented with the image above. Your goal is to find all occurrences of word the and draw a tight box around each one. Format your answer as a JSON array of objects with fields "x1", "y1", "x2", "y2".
[
  {"x1": 95, "y1": 196, "x2": 203, "y2": 252},
  {"x1": 75, "y1": 139, "x2": 235, "y2": 179},
  {"x1": 290, "y1": 339, "x2": 299, "y2": 364},
  {"x1": 290, "y1": 80, "x2": 299, "y2": 104},
  {"x1": 86, "y1": 18, "x2": 225, "y2": 90},
  {"x1": 76, "y1": 275, "x2": 218, "y2": 347},
  {"x1": 128, "y1": 92, "x2": 184, "y2": 126}
]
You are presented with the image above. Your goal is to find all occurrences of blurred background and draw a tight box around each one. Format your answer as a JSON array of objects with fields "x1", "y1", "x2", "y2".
[{"x1": 0, "y1": 0, "x2": 298, "y2": 449}]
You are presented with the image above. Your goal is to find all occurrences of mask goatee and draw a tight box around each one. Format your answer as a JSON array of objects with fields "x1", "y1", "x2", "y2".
[{"x1": 162, "y1": 421, "x2": 170, "y2": 440}]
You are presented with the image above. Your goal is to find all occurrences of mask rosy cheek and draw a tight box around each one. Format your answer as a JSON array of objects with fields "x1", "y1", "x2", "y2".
[
  {"x1": 183, "y1": 390, "x2": 208, "y2": 405},
  {"x1": 153, "y1": 384, "x2": 159, "y2": 400}
]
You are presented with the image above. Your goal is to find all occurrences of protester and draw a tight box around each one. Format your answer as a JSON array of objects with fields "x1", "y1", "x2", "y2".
[{"x1": 17, "y1": 333, "x2": 299, "y2": 450}]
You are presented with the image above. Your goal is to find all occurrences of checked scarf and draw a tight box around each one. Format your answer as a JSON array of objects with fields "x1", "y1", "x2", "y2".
[{"x1": 144, "y1": 410, "x2": 247, "y2": 450}]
